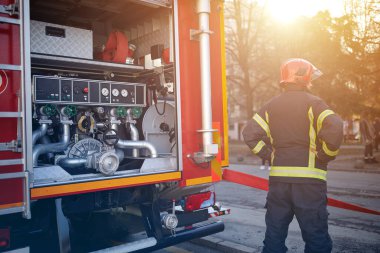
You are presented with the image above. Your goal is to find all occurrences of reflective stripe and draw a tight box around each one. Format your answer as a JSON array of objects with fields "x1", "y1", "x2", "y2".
[
  {"x1": 264, "y1": 111, "x2": 275, "y2": 164},
  {"x1": 317, "y1": 109, "x2": 334, "y2": 134},
  {"x1": 322, "y1": 141, "x2": 339, "y2": 156},
  {"x1": 252, "y1": 140, "x2": 266, "y2": 154},
  {"x1": 270, "y1": 166, "x2": 327, "y2": 181},
  {"x1": 308, "y1": 107, "x2": 317, "y2": 168},
  {"x1": 253, "y1": 113, "x2": 270, "y2": 137},
  {"x1": 265, "y1": 111, "x2": 274, "y2": 144}
]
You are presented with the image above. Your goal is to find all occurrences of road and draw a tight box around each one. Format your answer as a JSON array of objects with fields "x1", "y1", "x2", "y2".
[
  {"x1": 153, "y1": 242, "x2": 220, "y2": 253},
  {"x1": 211, "y1": 164, "x2": 380, "y2": 253}
]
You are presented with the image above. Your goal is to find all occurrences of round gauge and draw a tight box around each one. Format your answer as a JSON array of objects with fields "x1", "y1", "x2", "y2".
[
  {"x1": 62, "y1": 85, "x2": 70, "y2": 94},
  {"x1": 112, "y1": 88, "x2": 119, "y2": 97},
  {"x1": 73, "y1": 87, "x2": 80, "y2": 94},
  {"x1": 121, "y1": 89, "x2": 128, "y2": 97},
  {"x1": 101, "y1": 87, "x2": 109, "y2": 96}
]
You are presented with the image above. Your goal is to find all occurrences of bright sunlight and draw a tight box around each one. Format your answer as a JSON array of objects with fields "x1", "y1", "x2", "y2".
[{"x1": 258, "y1": 0, "x2": 345, "y2": 23}]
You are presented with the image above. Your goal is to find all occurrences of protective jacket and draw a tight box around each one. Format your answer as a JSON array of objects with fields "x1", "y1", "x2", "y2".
[{"x1": 242, "y1": 87, "x2": 343, "y2": 184}]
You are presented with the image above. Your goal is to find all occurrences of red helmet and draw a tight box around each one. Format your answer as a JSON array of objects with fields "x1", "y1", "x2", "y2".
[{"x1": 280, "y1": 58, "x2": 322, "y2": 87}]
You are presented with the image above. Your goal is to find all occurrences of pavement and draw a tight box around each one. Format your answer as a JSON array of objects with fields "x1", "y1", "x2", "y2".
[{"x1": 191, "y1": 142, "x2": 380, "y2": 253}]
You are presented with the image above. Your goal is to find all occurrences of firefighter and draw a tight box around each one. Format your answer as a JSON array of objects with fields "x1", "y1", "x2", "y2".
[{"x1": 242, "y1": 58, "x2": 343, "y2": 253}]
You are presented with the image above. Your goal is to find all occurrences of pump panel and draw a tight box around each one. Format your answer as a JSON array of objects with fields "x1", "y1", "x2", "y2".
[{"x1": 33, "y1": 75, "x2": 146, "y2": 107}]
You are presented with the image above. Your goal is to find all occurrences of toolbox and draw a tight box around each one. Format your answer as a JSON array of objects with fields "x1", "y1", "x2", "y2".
[{"x1": 30, "y1": 20, "x2": 93, "y2": 59}]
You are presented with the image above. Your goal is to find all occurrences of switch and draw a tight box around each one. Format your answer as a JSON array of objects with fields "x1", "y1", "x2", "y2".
[{"x1": 83, "y1": 87, "x2": 89, "y2": 93}]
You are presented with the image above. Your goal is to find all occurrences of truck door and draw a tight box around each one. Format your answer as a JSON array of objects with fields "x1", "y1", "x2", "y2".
[{"x1": 174, "y1": 0, "x2": 228, "y2": 187}]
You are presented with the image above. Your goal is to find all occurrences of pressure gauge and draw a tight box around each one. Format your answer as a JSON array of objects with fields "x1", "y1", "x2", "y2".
[
  {"x1": 121, "y1": 89, "x2": 128, "y2": 97},
  {"x1": 101, "y1": 88, "x2": 109, "y2": 96},
  {"x1": 112, "y1": 88, "x2": 119, "y2": 97}
]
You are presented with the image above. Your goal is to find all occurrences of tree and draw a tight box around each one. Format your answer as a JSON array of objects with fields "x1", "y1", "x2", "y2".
[
  {"x1": 225, "y1": 0, "x2": 380, "y2": 121},
  {"x1": 340, "y1": 0, "x2": 380, "y2": 113},
  {"x1": 224, "y1": 0, "x2": 279, "y2": 120}
]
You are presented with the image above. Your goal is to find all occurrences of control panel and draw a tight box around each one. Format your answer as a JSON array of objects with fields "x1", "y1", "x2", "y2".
[{"x1": 33, "y1": 76, "x2": 146, "y2": 106}]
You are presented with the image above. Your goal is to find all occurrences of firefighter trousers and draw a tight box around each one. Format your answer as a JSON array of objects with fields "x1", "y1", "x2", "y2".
[{"x1": 262, "y1": 182, "x2": 332, "y2": 253}]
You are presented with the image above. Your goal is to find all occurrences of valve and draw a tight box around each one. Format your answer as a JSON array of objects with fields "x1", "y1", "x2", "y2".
[
  {"x1": 131, "y1": 107, "x2": 142, "y2": 119},
  {"x1": 103, "y1": 129, "x2": 119, "y2": 146},
  {"x1": 115, "y1": 106, "x2": 127, "y2": 118},
  {"x1": 62, "y1": 105, "x2": 77, "y2": 118},
  {"x1": 40, "y1": 104, "x2": 57, "y2": 116}
]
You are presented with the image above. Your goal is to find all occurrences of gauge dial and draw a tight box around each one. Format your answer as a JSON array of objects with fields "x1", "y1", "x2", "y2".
[
  {"x1": 101, "y1": 88, "x2": 109, "y2": 96},
  {"x1": 112, "y1": 88, "x2": 119, "y2": 97},
  {"x1": 62, "y1": 85, "x2": 70, "y2": 94},
  {"x1": 121, "y1": 89, "x2": 128, "y2": 97}
]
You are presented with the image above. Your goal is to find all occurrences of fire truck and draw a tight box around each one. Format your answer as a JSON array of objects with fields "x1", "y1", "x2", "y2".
[{"x1": 0, "y1": 0, "x2": 229, "y2": 252}]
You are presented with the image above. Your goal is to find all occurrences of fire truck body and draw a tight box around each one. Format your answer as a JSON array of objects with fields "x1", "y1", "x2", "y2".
[{"x1": 0, "y1": 0, "x2": 228, "y2": 252}]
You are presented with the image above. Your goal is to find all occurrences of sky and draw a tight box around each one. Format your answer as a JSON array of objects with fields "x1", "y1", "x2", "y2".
[{"x1": 257, "y1": 0, "x2": 346, "y2": 23}]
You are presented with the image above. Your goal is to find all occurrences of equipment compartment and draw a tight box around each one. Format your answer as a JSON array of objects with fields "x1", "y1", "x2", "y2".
[{"x1": 29, "y1": 0, "x2": 178, "y2": 187}]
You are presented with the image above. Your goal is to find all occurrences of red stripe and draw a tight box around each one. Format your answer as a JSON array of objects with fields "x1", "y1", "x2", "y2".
[
  {"x1": 327, "y1": 198, "x2": 380, "y2": 215},
  {"x1": 222, "y1": 169, "x2": 380, "y2": 216},
  {"x1": 223, "y1": 169, "x2": 269, "y2": 191}
]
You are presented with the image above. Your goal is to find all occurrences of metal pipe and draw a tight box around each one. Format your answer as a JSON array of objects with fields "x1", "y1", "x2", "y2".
[
  {"x1": 32, "y1": 123, "x2": 48, "y2": 146},
  {"x1": 109, "y1": 109, "x2": 120, "y2": 132},
  {"x1": 115, "y1": 148, "x2": 125, "y2": 162},
  {"x1": 197, "y1": 0, "x2": 216, "y2": 155},
  {"x1": 127, "y1": 109, "x2": 139, "y2": 158},
  {"x1": 129, "y1": 124, "x2": 140, "y2": 157},
  {"x1": 33, "y1": 122, "x2": 71, "y2": 166},
  {"x1": 40, "y1": 135, "x2": 54, "y2": 161},
  {"x1": 111, "y1": 109, "x2": 156, "y2": 158},
  {"x1": 57, "y1": 158, "x2": 87, "y2": 169},
  {"x1": 116, "y1": 140, "x2": 158, "y2": 158}
]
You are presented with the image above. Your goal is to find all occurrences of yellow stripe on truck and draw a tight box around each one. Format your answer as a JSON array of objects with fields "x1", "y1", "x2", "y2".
[
  {"x1": 220, "y1": 1, "x2": 229, "y2": 167},
  {"x1": 0, "y1": 202, "x2": 23, "y2": 210},
  {"x1": 186, "y1": 176, "x2": 213, "y2": 186},
  {"x1": 31, "y1": 172, "x2": 182, "y2": 199}
]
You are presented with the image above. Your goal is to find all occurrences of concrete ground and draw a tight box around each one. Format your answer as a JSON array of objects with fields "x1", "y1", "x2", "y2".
[{"x1": 192, "y1": 143, "x2": 380, "y2": 253}]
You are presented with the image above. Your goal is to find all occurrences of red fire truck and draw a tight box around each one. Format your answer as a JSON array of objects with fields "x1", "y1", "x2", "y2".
[{"x1": 0, "y1": 0, "x2": 229, "y2": 252}]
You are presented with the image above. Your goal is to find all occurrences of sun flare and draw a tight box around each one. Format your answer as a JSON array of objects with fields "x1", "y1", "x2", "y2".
[
  {"x1": 266, "y1": 0, "x2": 305, "y2": 23},
  {"x1": 259, "y1": 0, "x2": 345, "y2": 23}
]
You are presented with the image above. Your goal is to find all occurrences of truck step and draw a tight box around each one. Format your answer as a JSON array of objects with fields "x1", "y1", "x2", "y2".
[{"x1": 89, "y1": 237, "x2": 157, "y2": 253}]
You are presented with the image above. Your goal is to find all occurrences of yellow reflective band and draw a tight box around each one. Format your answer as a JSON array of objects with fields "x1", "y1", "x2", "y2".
[
  {"x1": 253, "y1": 113, "x2": 270, "y2": 137},
  {"x1": 265, "y1": 111, "x2": 275, "y2": 164},
  {"x1": 322, "y1": 141, "x2": 339, "y2": 156},
  {"x1": 308, "y1": 107, "x2": 317, "y2": 168},
  {"x1": 317, "y1": 109, "x2": 334, "y2": 134},
  {"x1": 265, "y1": 111, "x2": 274, "y2": 145},
  {"x1": 252, "y1": 140, "x2": 266, "y2": 154},
  {"x1": 270, "y1": 166, "x2": 327, "y2": 181}
]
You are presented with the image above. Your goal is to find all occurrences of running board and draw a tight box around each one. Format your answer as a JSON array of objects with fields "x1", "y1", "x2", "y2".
[{"x1": 90, "y1": 238, "x2": 157, "y2": 253}]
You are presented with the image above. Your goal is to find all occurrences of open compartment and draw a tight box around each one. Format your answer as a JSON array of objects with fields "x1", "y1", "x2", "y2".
[{"x1": 28, "y1": 0, "x2": 178, "y2": 187}]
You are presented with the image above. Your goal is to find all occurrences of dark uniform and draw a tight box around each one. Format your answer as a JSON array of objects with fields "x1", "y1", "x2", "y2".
[{"x1": 243, "y1": 86, "x2": 343, "y2": 253}]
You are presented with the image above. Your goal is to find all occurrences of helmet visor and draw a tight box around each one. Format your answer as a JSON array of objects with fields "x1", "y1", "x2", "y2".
[{"x1": 311, "y1": 66, "x2": 323, "y2": 81}]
